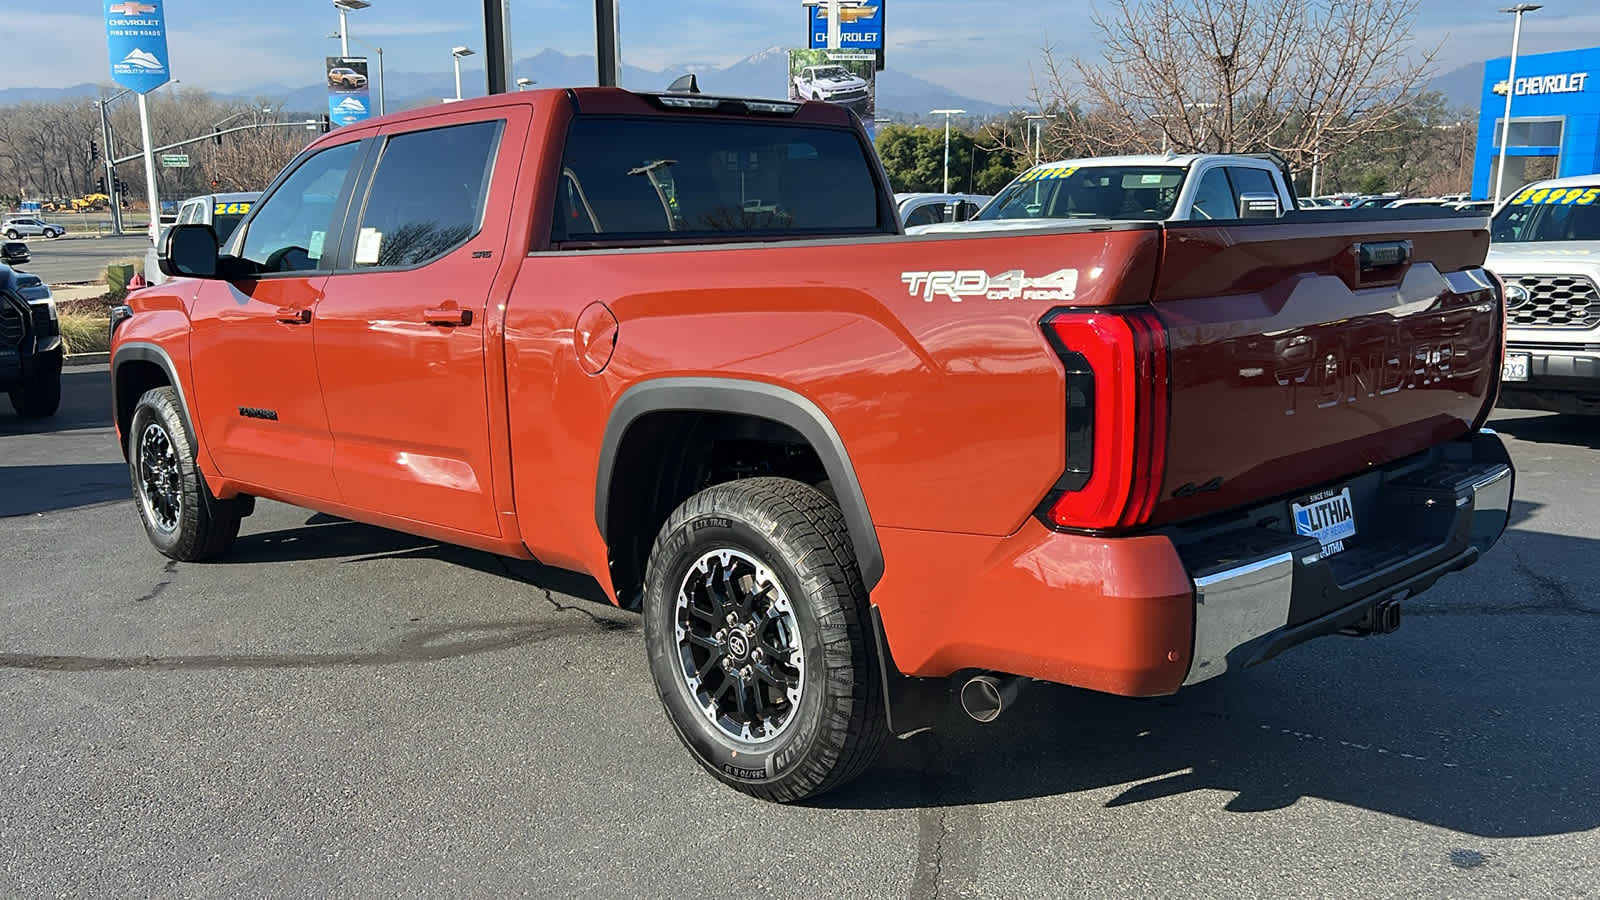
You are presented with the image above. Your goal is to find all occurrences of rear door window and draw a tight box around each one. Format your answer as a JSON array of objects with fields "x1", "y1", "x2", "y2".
[
  {"x1": 553, "y1": 116, "x2": 885, "y2": 242},
  {"x1": 350, "y1": 120, "x2": 502, "y2": 268},
  {"x1": 1226, "y1": 166, "x2": 1279, "y2": 205}
]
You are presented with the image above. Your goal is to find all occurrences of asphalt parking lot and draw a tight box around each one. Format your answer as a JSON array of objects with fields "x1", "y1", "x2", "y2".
[
  {"x1": 3, "y1": 369, "x2": 1598, "y2": 897},
  {"x1": 8, "y1": 234, "x2": 153, "y2": 286}
]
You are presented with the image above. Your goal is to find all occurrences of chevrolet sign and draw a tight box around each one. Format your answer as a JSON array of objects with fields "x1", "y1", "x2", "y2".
[{"x1": 1492, "y1": 71, "x2": 1590, "y2": 96}]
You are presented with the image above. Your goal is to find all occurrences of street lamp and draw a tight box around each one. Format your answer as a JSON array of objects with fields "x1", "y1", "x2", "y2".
[
  {"x1": 930, "y1": 108, "x2": 965, "y2": 193},
  {"x1": 452, "y1": 46, "x2": 475, "y2": 101},
  {"x1": 1023, "y1": 113, "x2": 1055, "y2": 165},
  {"x1": 333, "y1": 0, "x2": 370, "y2": 58},
  {"x1": 516, "y1": 77, "x2": 536, "y2": 90},
  {"x1": 1493, "y1": 4, "x2": 1542, "y2": 203}
]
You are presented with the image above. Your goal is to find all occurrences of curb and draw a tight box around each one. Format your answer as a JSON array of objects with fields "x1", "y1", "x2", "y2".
[{"x1": 64, "y1": 351, "x2": 110, "y2": 368}]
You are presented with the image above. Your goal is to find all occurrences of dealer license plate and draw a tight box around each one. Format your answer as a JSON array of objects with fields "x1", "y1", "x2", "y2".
[
  {"x1": 1292, "y1": 488, "x2": 1356, "y2": 557},
  {"x1": 1504, "y1": 352, "x2": 1530, "y2": 382}
]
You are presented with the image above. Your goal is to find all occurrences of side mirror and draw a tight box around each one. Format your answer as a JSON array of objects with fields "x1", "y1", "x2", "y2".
[
  {"x1": 1238, "y1": 192, "x2": 1282, "y2": 219},
  {"x1": 158, "y1": 223, "x2": 220, "y2": 278}
]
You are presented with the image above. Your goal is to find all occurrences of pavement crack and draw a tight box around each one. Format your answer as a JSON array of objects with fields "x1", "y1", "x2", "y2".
[
  {"x1": 493, "y1": 558, "x2": 632, "y2": 631},
  {"x1": 132, "y1": 560, "x2": 177, "y2": 604}
]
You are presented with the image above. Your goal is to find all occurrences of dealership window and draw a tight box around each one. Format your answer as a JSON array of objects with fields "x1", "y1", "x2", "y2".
[
  {"x1": 352, "y1": 120, "x2": 502, "y2": 268},
  {"x1": 1491, "y1": 116, "x2": 1566, "y2": 150}
]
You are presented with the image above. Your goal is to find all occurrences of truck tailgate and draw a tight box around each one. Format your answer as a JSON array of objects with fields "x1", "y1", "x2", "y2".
[{"x1": 1148, "y1": 216, "x2": 1500, "y2": 525}]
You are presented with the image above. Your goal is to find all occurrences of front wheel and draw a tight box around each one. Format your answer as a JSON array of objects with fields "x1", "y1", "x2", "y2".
[
  {"x1": 8, "y1": 352, "x2": 61, "y2": 417},
  {"x1": 642, "y1": 477, "x2": 887, "y2": 802},
  {"x1": 127, "y1": 386, "x2": 242, "y2": 561}
]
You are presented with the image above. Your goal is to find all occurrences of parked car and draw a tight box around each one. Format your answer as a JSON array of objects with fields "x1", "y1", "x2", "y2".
[
  {"x1": 1486, "y1": 174, "x2": 1600, "y2": 415},
  {"x1": 1386, "y1": 197, "x2": 1450, "y2": 208},
  {"x1": 895, "y1": 192, "x2": 991, "y2": 228},
  {"x1": 1445, "y1": 200, "x2": 1496, "y2": 214},
  {"x1": 2, "y1": 217, "x2": 66, "y2": 239},
  {"x1": 791, "y1": 65, "x2": 870, "y2": 111},
  {"x1": 1, "y1": 263, "x2": 62, "y2": 417},
  {"x1": 328, "y1": 67, "x2": 368, "y2": 90},
  {"x1": 145, "y1": 192, "x2": 262, "y2": 286},
  {"x1": 907, "y1": 153, "x2": 1297, "y2": 234},
  {"x1": 1, "y1": 240, "x2": 28, "y2": 265},
  {"x1": 121, "y1": 86, "x2": 1511, "y2": 802}
]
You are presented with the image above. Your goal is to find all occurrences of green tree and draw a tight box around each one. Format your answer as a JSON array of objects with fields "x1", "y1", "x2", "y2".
[{"x1": 875, "y1": 125, "x2": 1021, "y2": 195}]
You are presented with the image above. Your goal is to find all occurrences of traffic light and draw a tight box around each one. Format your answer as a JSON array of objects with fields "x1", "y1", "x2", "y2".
[
  {"x1": 88, "y1": 140, "x2": 100, "y2": 163},
  {"x1": 213, "y1": 127, "x2": 222, "y2": 146},
  {"x1": 319, "y1": 113, "x2": 332, "y2": 133},
  {"x1": 95, "y1": 176, "x2": 107, "y2": 193},
  {"x1": 210, "y1": 177, "x2": 220, "y2": 189}
]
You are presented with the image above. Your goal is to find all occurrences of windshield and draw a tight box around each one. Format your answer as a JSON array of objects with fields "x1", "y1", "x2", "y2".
[
  {"x1": 976, "y1": 165, "x2": 1185, "y2": 221},
  {"x1": 1492, "y1": 186, "x2": 1600, "y2": 242}
]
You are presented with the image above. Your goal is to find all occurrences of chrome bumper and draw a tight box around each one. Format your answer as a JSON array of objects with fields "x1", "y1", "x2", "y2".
[{"x1": 1181, "y1": 432, "x2": 1513, "y2": 686}]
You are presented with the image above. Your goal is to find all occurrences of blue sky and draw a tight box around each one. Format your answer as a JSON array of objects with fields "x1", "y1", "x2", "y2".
[{"x1": 9, "y1": 1, "x2": 1600, "y2": 105}]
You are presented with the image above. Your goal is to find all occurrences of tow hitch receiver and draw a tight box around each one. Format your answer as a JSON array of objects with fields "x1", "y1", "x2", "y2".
[{"x1": 1347, "y1": 596, "x2": 1402, "y2": 636}]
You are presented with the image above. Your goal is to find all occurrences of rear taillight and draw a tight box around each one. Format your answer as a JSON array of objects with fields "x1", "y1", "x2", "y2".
[{"x1": 1039, "y1": 309, "x2": 1169, "y2": 531}]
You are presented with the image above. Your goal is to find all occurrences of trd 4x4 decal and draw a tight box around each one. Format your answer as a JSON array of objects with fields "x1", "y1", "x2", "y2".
[{"x1": 900, "y1": 268, "x2": 1079, "y2": 303}]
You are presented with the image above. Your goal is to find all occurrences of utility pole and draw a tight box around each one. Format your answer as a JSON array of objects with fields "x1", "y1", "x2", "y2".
[
  {"x1": 1494, "y1": 4, "x2": 1542, "y2": 203},
  {"x1": 595, "y1": 0, "x2": 620, "y2": 87},
  {"x1": 98, "y1": 99, "x2": 124, "y2": 234},
  {"x1": 483, "y1": 0, "x2": 511, "y2": 94},
  {"x1": 931, "y1": 108, "x2": 965, "y2": 193}
]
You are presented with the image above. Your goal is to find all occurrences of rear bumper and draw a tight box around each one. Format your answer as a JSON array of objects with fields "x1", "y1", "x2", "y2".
[
  {"x1": 872, "y1": 430, "x2": 1513, "y2": 697},
  {"x1": 1498, "y1": 345, "x2": 1600, "y2": 414}
]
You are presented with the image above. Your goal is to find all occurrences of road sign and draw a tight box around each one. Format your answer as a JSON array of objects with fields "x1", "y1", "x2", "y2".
[
  {"x1": 160, "y1": 153, "x2": 189, "y2": 168},
  {"x1": 105, "y1": 0, "x2": 171, "y2": 95},
  {"x1": 807, "y1": 0, "x2": 884, "y2": 51}
]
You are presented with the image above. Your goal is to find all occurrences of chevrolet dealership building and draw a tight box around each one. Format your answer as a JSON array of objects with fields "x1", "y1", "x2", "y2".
[{"x1": 1474, "y1": 46, "x2": 1600, "y2": 200}]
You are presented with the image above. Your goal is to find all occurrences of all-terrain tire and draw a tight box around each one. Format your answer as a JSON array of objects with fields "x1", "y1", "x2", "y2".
[
  {"x1": 642, "y1": 476, "x2": 888, "y2": 802},
  {"x1": 127, "y1": 386, "x2": 242, "y2": 561}
]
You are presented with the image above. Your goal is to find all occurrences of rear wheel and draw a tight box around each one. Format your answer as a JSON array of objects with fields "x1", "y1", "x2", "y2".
[
  {"x1": 642, "y1": 477, "x2": 887, "y2": 802},
  {"x1": 3, "y1": 229, "x2": 17, "y2": 239},
  {"x1": 8, "y1": 352, "x2": 61, "y2": 418},
  {"x1": 127, "y1": 386, "x2": 242, "y2": 561}
]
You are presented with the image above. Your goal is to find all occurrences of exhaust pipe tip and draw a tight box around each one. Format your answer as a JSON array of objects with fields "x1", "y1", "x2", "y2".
[{"x1": 960, "y1": 674, "x2": 1022, "y2": 723}]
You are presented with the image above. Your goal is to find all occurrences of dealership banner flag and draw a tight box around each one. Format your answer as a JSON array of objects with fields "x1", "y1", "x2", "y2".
[
  {"x1": 106, "y1": 0, "x2": 171, "y2": 94},
  {"x1": 327, "y1": 56, "x2": 373, "y2": 127}
]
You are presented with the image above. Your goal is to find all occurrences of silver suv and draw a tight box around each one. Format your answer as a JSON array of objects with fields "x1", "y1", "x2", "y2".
[{"x1": 2, "y1": 218, "x2": 66, "y2": 239}]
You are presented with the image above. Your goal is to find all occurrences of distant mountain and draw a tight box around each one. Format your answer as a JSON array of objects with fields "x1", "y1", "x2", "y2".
[
  {"x1": 1428, "y1": 61, "x2": 1486, "y2": 111},
  {"x1": 0, "y1": 47, "x2": 1006, "y2": 119}
]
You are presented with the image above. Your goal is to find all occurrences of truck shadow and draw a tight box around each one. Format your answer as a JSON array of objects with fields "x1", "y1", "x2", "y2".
[
  {"x1": 823, "y1": 609, "x2": 1600, "y2": 839},
  {"x1": 0, "y1": 463, "x2": 131, "y2": 517},
  {"x1": 1488, "y1": 411, "x2": 1600, "y2": 449}
]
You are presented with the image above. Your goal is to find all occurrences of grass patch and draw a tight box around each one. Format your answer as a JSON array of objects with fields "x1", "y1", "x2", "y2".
[
  {"x1": 59, "y1": 313, "x2": 111, "y2": 356},
  {"x1": 57, "y1": 296, "x2": 112, "y2": 317}
]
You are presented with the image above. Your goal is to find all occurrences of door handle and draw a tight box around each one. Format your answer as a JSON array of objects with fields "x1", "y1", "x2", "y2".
[
  {"x1": 424, "y1": 307, "x2": 472, "y2": 327},
  {"x1": 274, "y1": 306, "x2": 312, "y2": 324}
]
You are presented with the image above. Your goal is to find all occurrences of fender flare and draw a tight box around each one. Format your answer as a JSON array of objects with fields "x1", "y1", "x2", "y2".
[
  {"x1": 594, "y1": 377, "x2": 885, "y2": 589},
  {"x1": 111, "y1": 341, "x2": 198, "y2": 455}
]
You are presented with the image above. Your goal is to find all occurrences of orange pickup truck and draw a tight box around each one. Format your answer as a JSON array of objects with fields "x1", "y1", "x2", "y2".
[{"x1": 112, "y1": 87, "x2": 1514, "y2": 802}]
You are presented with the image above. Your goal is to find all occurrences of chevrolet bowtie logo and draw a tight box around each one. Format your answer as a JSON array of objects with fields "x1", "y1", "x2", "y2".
[
  {"x1": 1492, "y1": 80, "x2": 1510, "y2": 96},
  {"x1": 109, "y1": 2, "x2": 157, "y2": 15}
]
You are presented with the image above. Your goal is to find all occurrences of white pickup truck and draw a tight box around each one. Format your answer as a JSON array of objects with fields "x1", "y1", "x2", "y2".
[
  {"x1": 906, "y1": 153, "x2": 1299, "y2": 234},
  {"x1": 791, "y1": 65, "x2": 870, "y2": 111},
  {"x1": 1487, "y1": 174, "x2": 1600, "y2": 415}
]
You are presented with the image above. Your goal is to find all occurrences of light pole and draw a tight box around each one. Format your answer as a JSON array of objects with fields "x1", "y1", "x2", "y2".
[
  {"x1": 452, "y1": 46, "x2": 475, "y2": 100},
  {"x1": 333, "y1": 0, "x2": 370, "y2": 58},
  {"x1": 1023, "y1": 114, "x2": 1055, "y2": 165},
  {"x1": 931, "y1": 108, "x2": 965, "y2": 193},
  {"x1": 1494, "y1": 4, "x2": 1541, "y2": 203}
]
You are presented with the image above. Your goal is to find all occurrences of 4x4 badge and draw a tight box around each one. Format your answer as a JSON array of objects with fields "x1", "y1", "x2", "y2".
[{"x1": 900, "y1": 268, "x2": 1078, "y2": 303}]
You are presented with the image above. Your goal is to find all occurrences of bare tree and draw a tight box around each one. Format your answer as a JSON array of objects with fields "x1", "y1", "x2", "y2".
[{"x1": 1043, "y1": 0, "x2": 1437, "y2": 172}]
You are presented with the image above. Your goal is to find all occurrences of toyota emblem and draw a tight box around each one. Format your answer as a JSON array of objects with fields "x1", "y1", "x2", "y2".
[{"x1": 1505, "y1": 284, "x2": 1532, "y2": 309}]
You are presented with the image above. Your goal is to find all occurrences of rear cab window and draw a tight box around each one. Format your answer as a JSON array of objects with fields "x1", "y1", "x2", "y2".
[{"x1": 551, "y1": 115, "x2": 889, "y2": 245}]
